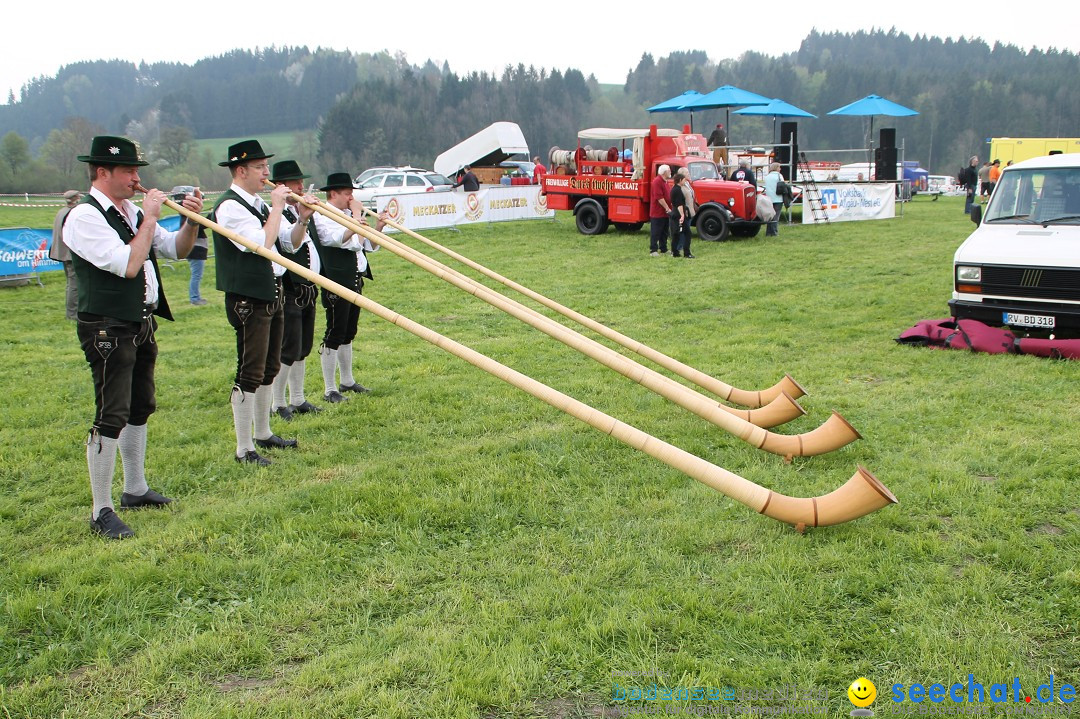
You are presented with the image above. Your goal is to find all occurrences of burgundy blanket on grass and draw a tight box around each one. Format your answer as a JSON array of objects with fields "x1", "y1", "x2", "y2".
[{"x1": 896, "y1": 318, "x2": 1080, "y2": 359}]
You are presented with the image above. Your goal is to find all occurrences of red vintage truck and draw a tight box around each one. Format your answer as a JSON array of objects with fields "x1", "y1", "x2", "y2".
[{"x1": 541, "y1": 126, "x2": 762, "y2": 241}]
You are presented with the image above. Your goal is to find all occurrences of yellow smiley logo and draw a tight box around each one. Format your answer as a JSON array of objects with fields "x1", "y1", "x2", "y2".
[{"x1": 848, "y1": 678, "x2": 877, "y2": 708}]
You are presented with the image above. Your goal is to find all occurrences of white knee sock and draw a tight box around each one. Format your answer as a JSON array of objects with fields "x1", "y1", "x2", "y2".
[
  {"x1": 321, "y1": 347, "x2": 338, "y2": 394},
  {"x1": 118, "y1": 423, "x2": 149, "y2": 496},
  {"x1": 272, "y1": 363, "x2": 290, "y2": 410},
  {"x1": 289, "y1": 359, "x2": 307, "y2": 406},
  {"x1": 88, "y1": 432, "x2": 118, "y2": 520},
  {"x1": 253, "y1": 384, "x2": 274, "y2": 441},
  {"x1": 338, "y1": 343, "x2": 355, "y2": 386},
  {"x1": 230, "y1": 386, "x2": 255, "y2": 457}
]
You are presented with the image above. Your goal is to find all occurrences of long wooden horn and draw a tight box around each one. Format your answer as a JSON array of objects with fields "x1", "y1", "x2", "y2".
[
  {"x1": 286, "y1": 190, "x2": 860, "y2": 458},
  {"x1": 160, "y1": 194, "x2": 895, "y2": 528},
  {"x1": 272, "y1": 187, "x2": 797, "y2": 424},
  {"x1": 362, "y1": 206, "x2": 803, "y2": 409}
]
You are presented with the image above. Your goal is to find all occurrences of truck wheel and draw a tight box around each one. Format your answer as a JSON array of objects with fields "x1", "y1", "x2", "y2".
[
  {"x1": 575, "y1": 200, "x2": 608, "y2": 235},
  {"x1": 696, "y1": 207, "x2": 730, "y2": 242},
  {"x1": 613, "y1": 222, "x2": 644, "y2": 232}
]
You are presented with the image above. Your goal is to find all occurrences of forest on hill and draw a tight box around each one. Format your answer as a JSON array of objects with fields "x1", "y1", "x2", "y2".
[{"x1": 1, "y1": 30, "x2": 1077, "y2": 192}]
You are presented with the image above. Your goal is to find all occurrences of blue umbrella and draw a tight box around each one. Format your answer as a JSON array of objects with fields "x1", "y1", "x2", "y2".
[
  {"x1": 647, "y1": 90, "x2": 704, "y2": 112},
  {"x1": 647, "y1": 90, "x2": 704, "y2": 131},
  {"x1": 678, "y1": 85, "x2": 772, "y2": 138},
  {"x1": 827, "y1": 94, "x2": 918, "y2": 147},
  {"x1": 733, "y1": 98, "x2": 817, "y2": 142}
]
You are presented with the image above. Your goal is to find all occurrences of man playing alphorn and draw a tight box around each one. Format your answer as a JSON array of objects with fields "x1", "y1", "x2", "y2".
[
  {"x1": 268, "y1": 160, "x2": 322, "y2": 420},
  {"x1": 211, "y1": 140, "x2": 297, "y2": 466},
  {"x1": 312, "y1": 172, "x2": 378, "y2": 402},
  {"x1": 64, "y1": 135, "x2": 204, "y2": 538}
]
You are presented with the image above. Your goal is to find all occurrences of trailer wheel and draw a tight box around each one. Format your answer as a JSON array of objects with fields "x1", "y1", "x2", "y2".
[
  {"x1": 696, "y1": 206, "x2": 730, "y2": 242},
  {"x1": 575, "y1": 200, "x2": 608, "y2": 235},
  {"x1": 613, "y1": 222, "x2": 644, "y2": 232}
]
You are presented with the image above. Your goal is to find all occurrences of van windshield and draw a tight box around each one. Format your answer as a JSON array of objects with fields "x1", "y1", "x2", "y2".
[{"x1": 986, "y1": 168, "x2": 1080, "y2": 224}]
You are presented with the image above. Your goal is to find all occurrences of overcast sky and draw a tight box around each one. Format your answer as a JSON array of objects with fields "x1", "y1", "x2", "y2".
[{"x1": 4, "y1": 0, "x2": 1078, "y2": 105}]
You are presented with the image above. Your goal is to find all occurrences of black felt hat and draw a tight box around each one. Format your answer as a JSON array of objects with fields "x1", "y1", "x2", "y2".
[
  {"x1": 271, "y1": 160, "x2": 311, "y2": 182},
  {"x1": 218, "y1": 139, "x2": 274, "y2": 167},
  {"x1": 319, "y1": 172, "x2": 355, "y2": 191},
  {"x1": 77, "y1": 136, "x2": 149, "y2": 166}
]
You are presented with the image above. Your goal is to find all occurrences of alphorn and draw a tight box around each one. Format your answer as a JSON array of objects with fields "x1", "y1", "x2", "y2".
[
  {"x1": 275, "y1": 187, "x2": 798, "y2": 425},
  {"x1": 159, "y1": 192, "x2": 895, "y2": 528},
  {"x1": 363, "y1": 206, "x2": 803, "y2": 409},
  {"x1": 283, "y1": 190, "x2": 860, "y2": 458}
]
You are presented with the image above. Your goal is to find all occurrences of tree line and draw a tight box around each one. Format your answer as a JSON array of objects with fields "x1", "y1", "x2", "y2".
[{"x1": 1, "y1": 31, "x2": 1078, "y2": 193}]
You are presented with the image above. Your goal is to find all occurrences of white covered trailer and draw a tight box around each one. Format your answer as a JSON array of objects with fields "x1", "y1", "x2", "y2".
[{"x1": 434, "y1": 122, "x2": 530, "y2": 178}]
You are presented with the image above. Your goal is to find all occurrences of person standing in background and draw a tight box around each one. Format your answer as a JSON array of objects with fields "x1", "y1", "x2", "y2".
[
  {"x1": 962, "y1": 156, "x2": 979, "y2": 214},
  {"x1": 978, "y1": 161, "x2": 992, "y2": 201},
  {"x1": 708, "y1": 123, "x2": 728, "y2": 166},
  {"x1": 50, "y1": 189, "x2": 81, "y2": 320},
  {"x1": 763, "y1": 162, "x2": 784, "y2": 237},
  {"x1": 532, "y1": 156, "x2": 547, "y2": 184},
  {"x1": 987, "y1": 159, "x2": 1001, "y2": 197},
  {"x1": 183, "y1": 214, "x2": 209, "y2": 305},
  {"x1": 675, "y1": 167, "x2": 696, "y2": 258},
  {"x1": 648, "y1": 165, "x2": 672, "y2": 256}
]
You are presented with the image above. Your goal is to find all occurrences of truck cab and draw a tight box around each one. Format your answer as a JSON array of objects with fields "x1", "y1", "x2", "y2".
[{"x1": 951, "y1": 153, "x2": 1080, "y2": 334}]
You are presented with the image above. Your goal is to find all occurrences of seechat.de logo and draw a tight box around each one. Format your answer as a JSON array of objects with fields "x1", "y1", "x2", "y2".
[{"x1": 848, "y1": 677, "x2": 877, "y2": 716}]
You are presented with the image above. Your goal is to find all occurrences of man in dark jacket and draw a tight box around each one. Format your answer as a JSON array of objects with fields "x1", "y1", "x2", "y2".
[
  {"x1": 961, "y1": 156, "x2": 979, "y2": 214},
  {"x1": 453, "y1": 165, "x2": 480, "y2": 192}
]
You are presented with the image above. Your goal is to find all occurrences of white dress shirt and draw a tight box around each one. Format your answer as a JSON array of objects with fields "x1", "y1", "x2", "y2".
[
  {"x1": 278, "y1": 204, "x2": 321, "y2": 276},
  {"x1": 312, "y1": 208, "x2": 377, "y2": 274},
  {"x1": 215, "y1": 183, "x2": 286, "y2": 277},
  {"x1": 63, "y1": 186, "x2": 180, "y2": 305}
]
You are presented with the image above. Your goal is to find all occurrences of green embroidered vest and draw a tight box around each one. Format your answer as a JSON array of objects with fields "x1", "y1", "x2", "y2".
[
  {"x1": 68, "y1": 195, "x2": 172, "y2": 322},
  {"x1": 211, "y1": 189, "x2": 279, "y2": 301}
]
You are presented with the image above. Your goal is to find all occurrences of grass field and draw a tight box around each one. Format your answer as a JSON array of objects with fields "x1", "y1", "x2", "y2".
[
  {"x1": 0, "y1": 197, "x2": 1076, "y2": 718},
  {"x1": 191, "y1": 132, "x2": 304, "y2": 163}
]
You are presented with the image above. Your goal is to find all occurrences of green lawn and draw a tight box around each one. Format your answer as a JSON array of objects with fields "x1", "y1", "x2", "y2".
[{"x1": 0, "y1": 198, "x2": 1075, "y2": 718}]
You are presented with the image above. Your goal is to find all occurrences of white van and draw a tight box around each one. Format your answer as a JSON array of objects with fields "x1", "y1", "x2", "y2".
[{"x1": 951, "y1": 153, "x2": 1080, "y2": 333}]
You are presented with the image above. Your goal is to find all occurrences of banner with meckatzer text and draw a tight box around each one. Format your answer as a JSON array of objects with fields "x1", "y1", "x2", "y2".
[
  {"x1": 803, "y1": 183, "x2": 895, "y2": 224},
  {"x1": 375, "y1": 186, "x2": 553, "y2": 231},
  {"x1": 0, "y1": 228, "x2": 61, "y2": 277}
]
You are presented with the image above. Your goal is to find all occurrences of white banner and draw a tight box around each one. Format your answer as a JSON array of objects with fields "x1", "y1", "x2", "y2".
[
  {"x1": 803, "y1": 183, "x2": 895, "y2": 224},
  {"x1": 375, "y1": 186, "x2": 553, "y2": 231}
]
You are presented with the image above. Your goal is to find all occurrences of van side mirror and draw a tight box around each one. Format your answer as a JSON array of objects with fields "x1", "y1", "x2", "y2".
[{"x1": 970, "y1": 205, "x2": 982, "y2": 225}]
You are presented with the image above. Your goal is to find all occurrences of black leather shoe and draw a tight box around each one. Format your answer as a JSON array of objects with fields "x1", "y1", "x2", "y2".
[
  {"x1": 339, "y1": 382, "x2": 371, "y2": 394},
  {"x1": 120, "y1": 488, "x2": 173, "y2": 509},
  {"x1": 290, "y1": 400, "x2": 322, "y2": 414},
  {"x1": 91, "y1": 507, "x2": 134, "y2": 539},
  {"x1": 255, "y1": 434, "x2": 298, "y2": 450},
  {"x1": 235, "y1": 450, "x2": 271, "y2": 466},
  {"x1": 274, "y1": 406, "x2": 294, "y2": 421},
  {"x1": 672, "y1": 253, "x2": 681, "y2": 258},
  {"x1": 685, "y1": 253, "x2": 696, "y2": 259},
  {"x1": 323, "y1": 390, "x2": 348, "y2": 403}
]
